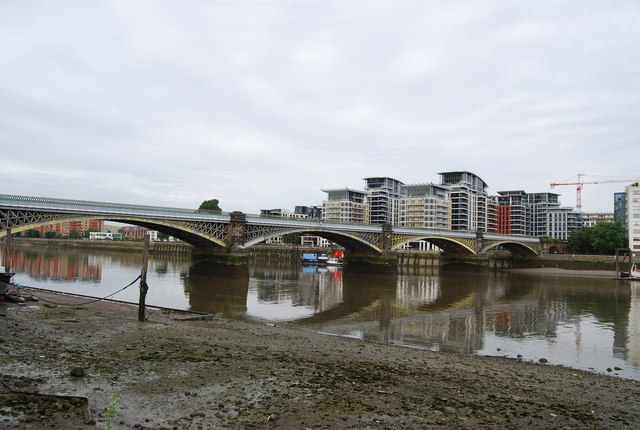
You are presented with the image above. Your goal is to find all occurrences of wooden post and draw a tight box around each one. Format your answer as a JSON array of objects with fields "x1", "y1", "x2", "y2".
[
  {"x1": 138, "y1": 234, "x2": 150, "y2": 322},
  {"x1": 3, "y1": 228, "x2": 11, "y2": 272}
]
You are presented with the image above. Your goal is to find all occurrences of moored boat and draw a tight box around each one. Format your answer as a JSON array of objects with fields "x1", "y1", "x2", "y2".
[
  {"x1": 301, "y1": 253, "x2": 329, "y2": 265},
  {"x1": 0, "y1": 272, "x2": 39, "y2": 302},
  {"x1": 300, "y1": 250, "x2": 344, "y2": 266},
  {"x1": 619, "y1": 263, "x2": 640, "y2": 280}
]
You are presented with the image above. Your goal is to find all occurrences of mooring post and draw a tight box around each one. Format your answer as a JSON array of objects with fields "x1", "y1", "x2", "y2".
[
  {"x1": 3, "y1": 228, "x2": 11, "y2": 272},
  {"x1": 138, "y1": 234, "x2": 150, "y2": 322}
]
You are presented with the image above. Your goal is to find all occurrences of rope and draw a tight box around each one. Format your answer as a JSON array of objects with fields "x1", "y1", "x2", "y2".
[{"x1": 16, "y1": 275, "x2": 142, "y2": 306}]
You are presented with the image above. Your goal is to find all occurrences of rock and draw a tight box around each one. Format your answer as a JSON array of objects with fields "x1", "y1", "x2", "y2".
[
  {"x1": 69, "y1": 366, "x2": 85, "y2": 377},
  {"x1": 539, "y1": 358, "x2": 548, "y2": 364}
]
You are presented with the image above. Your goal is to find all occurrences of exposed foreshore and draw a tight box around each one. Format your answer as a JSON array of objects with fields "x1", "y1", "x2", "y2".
[{"x1": 1, "y1": 290, "x2": 639, "y2": 429}]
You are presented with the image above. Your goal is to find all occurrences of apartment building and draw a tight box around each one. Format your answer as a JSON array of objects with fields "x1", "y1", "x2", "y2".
[
  {"x1": 364, "y1": 177, "x2": 406, "y2": 225},
  {"x1": 119, "y1": 225, "x2": 157, "y2": 241},
  {"x1": 497, "y1": 191, "x2": 581, "y2": 240},
  {"x1": 260, "y1": 208, "x2": 309, "y2": 219},
  {"x1": 624, "y1": 182, "x2": 640, "y2": 255},
  {"x1": 496, "y1": 190, "x2": 527, "y2": 235},
  {"x1": 581, "y1": 212, "x2": 614, "y2": 228},
  {"x1": 397, "y1": 184, "x2": 451, "y2": 229},
  {"x1": 614, "y1": 192, "x2": 627, "y2": 226},
  {"x1": 321, "y1": 188, "x2": 369, "y2": 223},
  {"x1": 294, "y1": 205, "x2": 322, "y2": 219},
  {"x1": 439, "y1": 171, "x2": 493, "y2": 232},
  {"x1": 30, "y1": 220, "x2": 104, "y2": 237},
  {"x1": 546, "y1": 208, "x2": 582, "y2": 241}
]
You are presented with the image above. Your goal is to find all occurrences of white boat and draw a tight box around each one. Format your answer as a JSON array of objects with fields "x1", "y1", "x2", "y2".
[
  {"x1": 326, "y1": 257, "x2": 343, "y2": 266},
  {"x1": 620, "y1": 263, "x2": 640, "y2": 280}
]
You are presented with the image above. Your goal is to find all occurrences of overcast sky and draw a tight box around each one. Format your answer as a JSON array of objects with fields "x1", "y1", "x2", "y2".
[{"x1": 1, "y1": 0, "x2": 639, "y2": 213}]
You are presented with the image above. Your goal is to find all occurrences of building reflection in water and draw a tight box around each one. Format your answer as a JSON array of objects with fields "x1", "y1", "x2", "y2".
[
  {"x1": 3, "y1": 244, "x2": 638, "y2": 378},
  {"x1": 2, "y1": 246, "x2": 102, "y2": 282},
  {"x1": 628, "y1": 285, "x2": 640, "y2": 368}
]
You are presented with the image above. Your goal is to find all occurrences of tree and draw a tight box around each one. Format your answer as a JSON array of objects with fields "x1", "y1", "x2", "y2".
[
  {"x1": 157, "y1": 232, "x2": 170, "y2": 241},
  {"x1": 24, "y1": 229, "x2": 40, "y2": 238},
  {"x1": 282, "y1": 233, "x2": 301, "y2": 245},
  {"x1": 567, "y1": 222, "x2": 628, "y2": 255},
  {"x1": 567, "y1": 228, "x2": 593, "y2": 254},
  {"x1": 68, "y1": 230, "x2": 81, "y2": 239},
  {"x1": 199, "y1": 199, "x2": 221, "y2": 211},
  {"x1": 44, "y1": 231, "x2": 56, "y2": 239},
  {"x1": 590, "y1": 222, "x2": 627, "y2": 255}
]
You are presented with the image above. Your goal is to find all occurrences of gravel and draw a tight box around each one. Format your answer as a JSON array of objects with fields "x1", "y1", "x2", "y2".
[{"x1": 1, "y1": 290, "x2": 639, "y2": 429}]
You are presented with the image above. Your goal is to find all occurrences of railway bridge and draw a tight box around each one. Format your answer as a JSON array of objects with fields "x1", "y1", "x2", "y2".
[{"x1": 0, "y1": 194, "x2": 541, "y2": 257}]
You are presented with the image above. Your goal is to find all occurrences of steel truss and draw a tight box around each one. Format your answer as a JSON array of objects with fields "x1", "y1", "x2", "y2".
[{"x1": 1, "y1": 209, "x2": 70, "y2": 232}]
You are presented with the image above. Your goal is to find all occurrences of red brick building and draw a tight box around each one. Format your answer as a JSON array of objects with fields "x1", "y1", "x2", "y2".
[{"x1": 31, "y1": 220, "x2": 104, "y2": 237}]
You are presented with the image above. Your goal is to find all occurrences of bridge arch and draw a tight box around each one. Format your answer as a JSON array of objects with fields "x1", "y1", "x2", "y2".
[
  {"x1": 391, "y1": 235, "x2": 477, "y2": 256},
  {"x1": 481, "y1": 241, "x2": 539, "y2": 257},
  {"x1": 1, "y1": 214, "x2": 228, "y2": 248},
  {"x1": 242, "y1": 228, "x2": 383, "y2": 255}
]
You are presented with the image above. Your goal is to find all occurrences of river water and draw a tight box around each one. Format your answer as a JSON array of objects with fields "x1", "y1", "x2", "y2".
[{"x1": 3, "y1": 244, "x2": 639, "y2": 380}]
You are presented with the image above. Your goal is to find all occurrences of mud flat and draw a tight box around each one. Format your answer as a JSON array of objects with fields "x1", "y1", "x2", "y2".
[
  {"x1": 506, "y1": 267, "x2": 620, "y2": 278},
  {"x1": 1, "y1": 291, "x2": 639, "y2": 429}
]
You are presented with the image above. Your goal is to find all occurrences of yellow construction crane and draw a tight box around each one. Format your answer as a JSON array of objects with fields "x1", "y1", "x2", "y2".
[{"x1": 550, "y1": 174, "x2": 640, "y2": 211}]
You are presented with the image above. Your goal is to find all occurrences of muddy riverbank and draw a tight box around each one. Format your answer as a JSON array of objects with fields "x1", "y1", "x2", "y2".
[{"x1": 1, "y1": 290, "x2": 640, "y2": 429}]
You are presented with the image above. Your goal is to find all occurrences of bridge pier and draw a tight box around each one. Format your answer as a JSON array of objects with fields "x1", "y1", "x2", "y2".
[{"x1": 227, "y1": 211, "x2": 247, "y2": 248}]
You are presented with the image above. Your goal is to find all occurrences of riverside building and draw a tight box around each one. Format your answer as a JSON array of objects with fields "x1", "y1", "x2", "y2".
[
  {"x1": 321, "y1": 188, "x2": 369, "y2": 224},
  {"x1": 364, "y1": 177, "x2": 407, "y2": 225},
  {"x1": 397, "y1": 184, "x2": 451, "y2": 229},
  {"x1": 581, "y1": 212, "x2": 615, "y2": 228},
  {"x1": 496, "y1": 190, "x2": 581, "y2": 240},
  {"x1": 496, "y1": 190, "x2": 527, "y2": 235},
  {"x1": 438, "y1": 171, "x2": 494, "y2": 232},
  {"x1": 624, "y1": 182, "x2": 640, "y2": 255}
]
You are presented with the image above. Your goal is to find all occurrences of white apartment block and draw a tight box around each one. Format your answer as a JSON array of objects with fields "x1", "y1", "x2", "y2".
[
  {"x1": 524, "y1": 192, "x2": 581, "y2": 240},
  {"x1": 546, "y1": 208, "x2": 581, "y2": 241},
  {"x1": 581, "y1": 212, "x2": 614, "y2": 228},
  {"x1": 260, "y1": 208, "x2": 309, "y2": 219},
  {"x1": 397, "y1": 184, "x2": 451, "y2": 229},
  {"x1": 321, "y1": 188, "x2": 369, "y2": 223},
  {"x1": 626, "y1": 183, "x2": 640, "y2": 255},
  {"x1": 364, "y1": 177, "x2": 406, "y2": 225},
  {"x1": 439, "y1": 171, "x2": 493, "y2": 232}
]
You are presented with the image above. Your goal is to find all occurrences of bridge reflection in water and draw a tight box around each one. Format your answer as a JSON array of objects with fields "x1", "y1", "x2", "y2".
[{"x1": 2, "y1": 245, "x2": 638, "y2": 379}]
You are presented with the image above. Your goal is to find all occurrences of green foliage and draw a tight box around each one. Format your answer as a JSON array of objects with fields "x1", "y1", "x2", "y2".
[
  {"x1": 99, "y1": 386, "x2": 122, "y2": 430},
  {"x1": 282, "y1": 233, "x2": 301, "y2": 245},
  {"x1": 198, "y1": 199, "x2": 221, "y2": 211},
  {"x1": 68, "y1": 230, "x2": 81, "y2": 239},
  {"x1": 568, "y1": 222, "x2": 627, "y2": 255},
  {"x1": 590, "y1": 222, "x2": 627, "y2": 254},
  {"x1": 567, "y1": 228, "x2": 593, "y2": 254},
  {"x1": 540, "y1": 236, "x2": 562, "y2": 244},
  {"x1": 44, "y1": 231, "x2": 56, "y2": 239},
  {"x1": 157, "y1": 232, "x2": 170, "y2": 241},
  {"x1": 24, "y1": 229, "x2": 40, "y2": 238}
]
